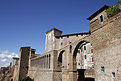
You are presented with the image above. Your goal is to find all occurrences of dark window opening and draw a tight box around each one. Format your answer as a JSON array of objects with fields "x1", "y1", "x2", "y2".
[
  {"x1": 85, "y1": 55, "x2": 86, "y2": 59},
  {"x1": 70, "y1": 45, "x2": 72, "y2": 53},
  {"x1": 84, "y1": 46, "x2": 86, "y2": 50},
  {"x1": 61, "y1": 42, "x2": 63, "y2": 45},
  {"x1": 26, "y1": 66, "x2": 28, "y2": 70},
  {"x1": 100, "y1": 15, "x2": 104, "y2": 23}
]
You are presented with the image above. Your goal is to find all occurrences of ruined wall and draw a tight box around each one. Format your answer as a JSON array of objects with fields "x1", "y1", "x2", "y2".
[
  {"x1": 18, "y1": 47, "x2": 31, "y2": 81},
  {"x1": 90, "y1": 12, "x2": 121, "y2": 81},
  {"x1": 13, "y1": 65, "x2": 19, "y2": 81}
]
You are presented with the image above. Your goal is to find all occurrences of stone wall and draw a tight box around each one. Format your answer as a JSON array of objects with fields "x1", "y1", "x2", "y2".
[
  {"x1": 90, "y1": 12, "x2": 121, "y2": 81},
  {"x1": 18, "y1": 47, "x2": 31, "y2": 81},
  {"x1": 28, "y1": 69, "x2": 53, "y2": 81}
]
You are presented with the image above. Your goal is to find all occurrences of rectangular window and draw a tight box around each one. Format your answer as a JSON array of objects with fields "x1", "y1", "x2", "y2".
[
  {"x1": 84, "y1": 46, "x2": 86, "y2": 50},
  {"x1": 85, "y1": 55, "x2": 86, "y2": 59},
  {"x1": 91, "y1": 49, "x2": 93, "y2": 53},
  {"x1": 100, "y1": 15, "x2": 104, "y2": 24}
]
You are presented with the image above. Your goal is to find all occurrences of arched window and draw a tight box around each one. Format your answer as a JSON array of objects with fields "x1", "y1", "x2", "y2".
[{"x1": 49, "y1": 54, "x2": 51, "y2": 69}]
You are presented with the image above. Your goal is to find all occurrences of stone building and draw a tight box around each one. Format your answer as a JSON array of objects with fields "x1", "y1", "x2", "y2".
[
  {"x1": 27, "y1": 4, "x2": 121, "y2": 81},
  {"x1": 0, "y1": 57, "x2": 19, "y2": 81},
  {"x1": 88, "y1": 5, "x2": 121, "y2": 81},
  {"x1": 1, "y1": 3, "x2": 121, "y2": 81},
  {"x1": 27, "y1": 28, "x2": 95, "y2": 81}
]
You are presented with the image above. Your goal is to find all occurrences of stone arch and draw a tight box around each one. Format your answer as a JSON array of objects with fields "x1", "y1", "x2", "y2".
[
  {"x1": 73, "y1": 40, "x2": 89, "y2": 59},
  {"x1": 72, "y1": 40, "x2": 94, "y2": 81},
  {"x1": 57, "y1": 50, "x2": 65, "y2": 70}
]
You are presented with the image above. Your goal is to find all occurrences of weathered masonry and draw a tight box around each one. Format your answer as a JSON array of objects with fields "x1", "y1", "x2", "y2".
[
  {"x1": 88, "y1": 5, "x2": 121, "y2": 81},
  {"x1": 3, "y1": 3, "x2": 121, "y2": 81},
  {"x1": 27, "y1": 29, "x2": 95, "y2": 81}
]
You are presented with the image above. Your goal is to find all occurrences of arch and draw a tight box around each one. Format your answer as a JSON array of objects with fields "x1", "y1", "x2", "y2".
[
  {"x1": 72, "y1": 40, "x2": 95, "y2": 81},
  {"x1": 57, "y1": 50, "x2": 65, "y2": 70},
  {"x1": 58, "y1": 50, "x2": 65, "y2": 63},
  {"x1": 73, "y1": 40, "x2": 89, "y2": 58}
]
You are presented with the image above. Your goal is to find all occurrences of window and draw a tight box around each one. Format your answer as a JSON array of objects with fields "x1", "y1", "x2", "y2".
[
  {"x1": 70, "y1": 45, "x2": 72, "y2": 53},
  {"x1": 84, "y1": 46, "x2": 86, "y2": 50},
  {"x1": 91, "y1": 49, "x2": 93, "y2": 53},
  {"x1": 85, "y1": 55, "x2": 87, "y2": 59},
  {"x1": 100, "y1": 15, "x2": 104, "y2": 24},
  {"x1": 61, "y1": 42, "x2": 63, "y2": 45}
]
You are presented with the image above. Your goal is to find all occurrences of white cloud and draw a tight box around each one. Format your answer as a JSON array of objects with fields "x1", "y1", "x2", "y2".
[
  {"x1": 1, "y1": 59, "x2": 7, "y2": 62},
  {"x1": 0, "y1": 54, "x2": 8, "y2": 58},
  {"x1": 0, "y1": 50, "x2": 19, "y2": 67}
]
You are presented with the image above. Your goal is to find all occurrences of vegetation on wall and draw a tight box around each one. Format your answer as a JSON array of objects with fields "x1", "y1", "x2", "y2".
[
  {"x1": 21, "y1": 76, "x2": 34, "y2": 81},
  {"x1": 106, "y1": 1, "x2": 121, "y2": 17}
]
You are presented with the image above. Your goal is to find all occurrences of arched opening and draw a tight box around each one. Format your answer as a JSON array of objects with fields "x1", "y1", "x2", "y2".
[
  {"x1": 49, "y1": 54, "x2": 51, "y2": 69},
  {"x1": 58, "y1": 50, "x2": 65, "y2": 71},
  {"x1": 73, "y1": 40, "x2": 94, "y2": 81},
  {"x1": 47, "y1": 55, "x2": 48, "y2": 69}
]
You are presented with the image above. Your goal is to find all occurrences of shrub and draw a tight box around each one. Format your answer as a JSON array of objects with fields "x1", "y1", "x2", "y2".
[
  {"x1": 106, "y1": 1, "x2": 121, "y2": 17},
  {"x1": 21, "y1": 76, "x2": 34, "y2": 81}
]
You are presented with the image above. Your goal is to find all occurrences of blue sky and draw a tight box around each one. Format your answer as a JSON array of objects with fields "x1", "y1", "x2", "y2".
[{"x1": 0, "y1": 0, "x2": 119, "y2": 67}]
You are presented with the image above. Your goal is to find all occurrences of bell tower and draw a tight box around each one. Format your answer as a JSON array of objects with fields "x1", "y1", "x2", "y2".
[{"x1": 45, "y1": 28, "x2": 62, "y2": 52}]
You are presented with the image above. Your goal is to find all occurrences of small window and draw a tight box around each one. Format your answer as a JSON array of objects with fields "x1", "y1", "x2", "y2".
[
  {"x1": 85, "y1": 55, "x2": 87, "y2": 59},
  {"x1": 84, "y1": 46, "x2": 86, "y2": 50},
  {"x1": 70, "y1": 45, "x2": 72, "y2": 53},
  {"x1": 61, "y1": 42, "x2": 63, "y2": 45},
  {"x1": 78, "y1": 63, "x2": 80, "y2": 65},
  {"x1": 91, "y1": 49, "x2": 93, "y2": 53},
  {"x1": 100, "y1": 15, "x2": 104, "y2": 24}
]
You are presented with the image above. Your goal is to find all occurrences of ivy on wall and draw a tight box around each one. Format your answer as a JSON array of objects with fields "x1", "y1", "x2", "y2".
[{"x1": 106, "y1": 1, "x2": 121, "y2": 17}]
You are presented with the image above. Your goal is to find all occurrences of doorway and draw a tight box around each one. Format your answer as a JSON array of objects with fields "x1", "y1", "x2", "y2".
[{"x1": 77, "y1": 69, "x2": 95, "y2": 81}]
